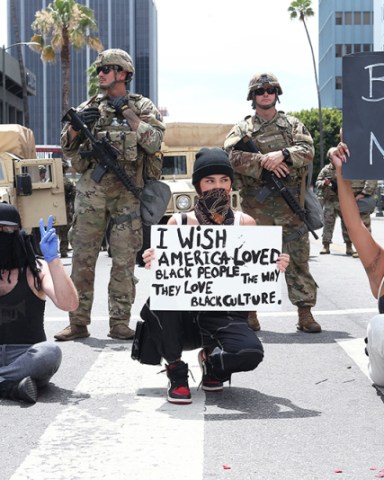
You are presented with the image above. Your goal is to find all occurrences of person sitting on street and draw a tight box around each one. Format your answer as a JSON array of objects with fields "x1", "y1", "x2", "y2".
[
  {"x1": 0, "y1": 204, "x2": 79, "y2": 404},
  {"x1": 140, "y1": 148, "x2": 290, "y2": 404},
  {"x1": 329, "y1": 142, "x2": 384, "y2": 387}
]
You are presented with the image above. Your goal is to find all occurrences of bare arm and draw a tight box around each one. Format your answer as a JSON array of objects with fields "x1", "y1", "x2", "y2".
[
  {"x1": 40, "y1": 259, "x2": 79, "y2": 311},
  {"x1": 330, "y1": 143, "x2": 384, "y2": 297}
]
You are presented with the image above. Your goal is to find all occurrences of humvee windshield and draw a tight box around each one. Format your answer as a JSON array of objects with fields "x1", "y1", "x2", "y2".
[{"x1": 162, "y1": 155, "x2": 187, "y2": 176}]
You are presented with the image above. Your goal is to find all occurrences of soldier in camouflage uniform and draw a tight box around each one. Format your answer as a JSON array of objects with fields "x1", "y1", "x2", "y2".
[
  {"x1": 54, "y1": 49, "x2": 165, "y2": 341},
  {"x1": 224, "y1": 72, "x2": 321, "y2": 333},
  {"x1": 316, "y1": 159, "x2": 377, "y2": 256}
]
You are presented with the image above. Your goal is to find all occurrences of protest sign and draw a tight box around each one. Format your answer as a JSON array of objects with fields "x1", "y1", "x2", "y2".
[
  {"x1": 343, "y1": 52, "x2": 384, "y2": 180},
  {"x1": 150, "y1": 225, "x2": 283, "y2": 311}
]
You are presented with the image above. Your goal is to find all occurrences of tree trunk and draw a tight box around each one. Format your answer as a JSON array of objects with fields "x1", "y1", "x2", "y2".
[
  {"x1": 11, "y1": 0, "x2": 30, "y2": 126},
  {"x1": 61, "y1": 27, "x2": 71, "y2": 119}
]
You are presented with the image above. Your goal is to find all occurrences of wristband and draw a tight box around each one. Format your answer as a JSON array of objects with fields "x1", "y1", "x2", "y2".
[{"x1": 121, "y1": 105, "x2": 129, "y2": 112}]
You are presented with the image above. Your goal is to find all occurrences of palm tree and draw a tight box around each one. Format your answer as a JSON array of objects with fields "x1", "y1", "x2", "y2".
[
  {"x1": 288, "y1": 0, "x2": 324, "y2": 168},
  {"x1": 30, "y1": 0, "x2": 103, "y2": 118}
]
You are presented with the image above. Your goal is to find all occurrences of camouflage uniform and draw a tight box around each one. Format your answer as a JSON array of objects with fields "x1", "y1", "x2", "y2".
[
  {"x1": 57, "y1": 49, "x2": 165, "y2": 339},
  {"x1": 56, "y1": 173, "x2": 75, "y2": 257},
  {"x1": 316, "y1": 162, "x2": 377, "y2": 253},
  {"x1": 224, "y1": 73, "x2": 319, "y2": 332}
]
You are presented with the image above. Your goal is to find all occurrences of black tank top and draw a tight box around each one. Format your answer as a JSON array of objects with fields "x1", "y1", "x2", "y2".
[{"x1": 0, "y1": 267, "x2": 46, "y2": 344}]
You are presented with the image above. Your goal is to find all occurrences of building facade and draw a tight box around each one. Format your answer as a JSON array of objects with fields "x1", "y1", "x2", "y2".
[
  {"x1": 374, "y1": 0, "x2": 384, "y2": 49},
  {"x1": 0, "y1": 48, "x2": 36, "y2": 125},
  {"x1": 319, "y1": 0, "x2": 374, "y2": 109},
  {"x1": 8, "y1": 0, "x2": 159, "y2": 145}
]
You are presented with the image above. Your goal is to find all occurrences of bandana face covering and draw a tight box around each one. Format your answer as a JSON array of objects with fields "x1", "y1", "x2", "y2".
[{"x1": 194, "y1": 188, "x2": 234, "y2": 225}]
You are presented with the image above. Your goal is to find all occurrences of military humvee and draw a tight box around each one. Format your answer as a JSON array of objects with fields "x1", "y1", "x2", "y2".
[{"x1": 0, "y1": 124, "x2": 67, "y2": 231}]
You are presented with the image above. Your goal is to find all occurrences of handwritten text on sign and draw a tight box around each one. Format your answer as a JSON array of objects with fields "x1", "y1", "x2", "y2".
[{"x1": 150, "y1": 225, "x2": 283, "y2": 311}]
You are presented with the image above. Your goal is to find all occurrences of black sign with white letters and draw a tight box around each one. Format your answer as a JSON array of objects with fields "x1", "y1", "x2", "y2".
[{"x1": 343, "y1": 52, "x2": 384, "y2": 180}]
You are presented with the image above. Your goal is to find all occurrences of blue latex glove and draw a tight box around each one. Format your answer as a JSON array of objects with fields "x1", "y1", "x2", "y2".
[{"x1": 39, "y1": 215, "x2": 59, "y2": 263}]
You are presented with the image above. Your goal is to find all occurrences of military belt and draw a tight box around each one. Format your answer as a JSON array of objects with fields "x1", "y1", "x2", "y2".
[
  {"x1": 283, "y1": 224, "x2": 308, "y2": 244},
  {"x1": 242, "y1": 185, "x2": 300, "y2": 201},
  {"x1": 111, "y1": 210, "x2": 141, "y2": 225}
]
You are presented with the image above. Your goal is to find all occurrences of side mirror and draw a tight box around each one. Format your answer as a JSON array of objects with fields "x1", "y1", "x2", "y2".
[{"x1": 16, "y1": 173, "x2": 32, "y2": 196}]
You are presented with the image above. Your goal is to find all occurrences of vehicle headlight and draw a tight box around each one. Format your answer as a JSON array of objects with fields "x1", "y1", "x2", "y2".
[{"x1": 176, "y1": 194, "x2": 192, "y2": 211}]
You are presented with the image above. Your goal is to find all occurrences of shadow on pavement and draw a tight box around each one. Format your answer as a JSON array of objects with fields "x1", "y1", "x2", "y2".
[
  {"x1": 203, "y1": 387, "x2": 321, "y2": 420},
  {"x1": 258, "y1": 329, "x2": 354, "y2": 345}
]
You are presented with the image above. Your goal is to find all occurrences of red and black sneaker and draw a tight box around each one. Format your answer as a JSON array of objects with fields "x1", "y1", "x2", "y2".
[
  {"x1": 165, "y1": 361, "x2": 192, "y2": 404},
  {"x1": 198, "y1": 349, "x2": 224, "y2": 392}
]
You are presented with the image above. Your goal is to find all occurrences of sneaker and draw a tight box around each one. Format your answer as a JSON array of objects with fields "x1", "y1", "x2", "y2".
[
  {"x1": 54, "y1": 324, "x2": 90, "y2": 341},
  {"x1": 165, "y1": 361, "x2": 192, "y2": 404},
  {"x1": 0, "y1": 377, "x2": 37, "y2": 404},
  {"x1": 108, "y1": 324, "x2": 135, "y2": 340},
  {"x1": 198, "y1": 349, "x2": 224, "y2": 392}
]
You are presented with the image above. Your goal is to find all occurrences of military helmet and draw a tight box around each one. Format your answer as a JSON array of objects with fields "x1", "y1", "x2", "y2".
[
  {"x1": 247, "y1": 72, "x2": 283, "y2": 100},
  {"x1": 95, "y1": 48, "x2": 135, "y2": 74}
]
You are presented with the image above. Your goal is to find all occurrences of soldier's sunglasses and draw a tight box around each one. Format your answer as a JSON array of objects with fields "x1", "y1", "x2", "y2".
[
  {"x1": 254, "y1": 87, "x2": 277, "y2": 96},
  {"x1": 96, "y1": 65, "x2": 122, "y2": 75}
]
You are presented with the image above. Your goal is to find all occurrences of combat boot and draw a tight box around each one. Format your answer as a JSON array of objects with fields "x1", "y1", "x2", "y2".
[
  {"x1": 0, "y1": 377, "x2": 37, "y2": 404},
  {"x1": 108, "y1": 324, "x2": 135, "y2": 340},
  {"x1": 320, "y1": 242, "x2": 330, "y2": 254},
  {"x1": 54, "y1": 324, "x2": 90, "y2": 341},
  {"x1": 165, "y1": 361, "x2": 192, "y2": 404},
  {"x1": 297, "y1": 306, "x2": 322, "y2": 333},
  {"x1": 345, "y1": 242, "x2": 355, "y2": 256},
  {"x1": 247, "y1": 311, "x2": 261, "y2": 331}
]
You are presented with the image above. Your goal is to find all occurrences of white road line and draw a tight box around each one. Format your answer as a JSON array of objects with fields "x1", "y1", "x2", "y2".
[
  {"x1": 44, "y1": 308, "x2": 378, "y2": 322},
  {"x1": 336, "y1": 338, "x2": 370, "y2": 380},
  {"x1": 337, "y1": 338, "x2": 384, "y2": 395},
  {"x1": 10, "y1": 350, "x2": 204, "y2": 480}
]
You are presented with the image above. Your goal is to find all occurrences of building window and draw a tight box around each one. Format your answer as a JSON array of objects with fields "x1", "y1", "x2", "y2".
[
  {"x1": 345, "y1": 12, "x2": 352, "y2": 25},
  {"x1": 354, "y1": 12, "x2": 362, "y2": 24},
  {"x1": 345, "y1": 44, "x2": 353, "y2": 55},
  {"x1": 363, "y1": 43, "x2": 372, "y2": 52},
  {"x1": 354, "y1": 44, "x2": 362, "y2": 53},
  {"x1": 335, "y1": 44, "x2": 343, "y2": 57},
  {"x1": 336, "y1": 76, "x2": 343, "y2": 90},
  {"x1": 336, "y1": 12, "x2": 342, "y2": 25},
  {"x1": 363, "y1": 11, "x2": 372, "y2": 24}
]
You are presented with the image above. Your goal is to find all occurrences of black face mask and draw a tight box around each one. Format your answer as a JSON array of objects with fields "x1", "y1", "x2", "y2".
[
  {"x1": 0, "y1": 231, "x2": 25, "y2": 272},
  {"x1": 194, "y1": 188, "x2": 234, "y2": 225}
]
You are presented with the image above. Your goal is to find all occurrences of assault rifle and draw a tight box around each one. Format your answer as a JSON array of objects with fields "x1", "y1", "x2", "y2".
[
  {"x1": 63, "y1": 107, "x2": 145, "y2": 206},
  {"x1": 233, "y1": 136, "x2": 319, "y2": 239}
]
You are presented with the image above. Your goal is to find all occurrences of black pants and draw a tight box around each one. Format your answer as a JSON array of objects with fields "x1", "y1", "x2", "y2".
[{"x1": 140, "y1": 299, "x2": 264, "y2": 382}]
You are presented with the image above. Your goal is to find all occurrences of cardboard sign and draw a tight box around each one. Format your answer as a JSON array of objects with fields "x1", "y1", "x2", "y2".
[
  {"x1": 343, "y1": 52, "x2": 384, "y2": 180},
  {"x1": 150, "y1": 225, "x2": 283, "y2": 311}
]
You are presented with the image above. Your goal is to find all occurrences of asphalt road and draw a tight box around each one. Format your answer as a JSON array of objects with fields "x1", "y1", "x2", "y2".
[{"x1": 1, "y1": 216, "x2": 384, "y2": 480}]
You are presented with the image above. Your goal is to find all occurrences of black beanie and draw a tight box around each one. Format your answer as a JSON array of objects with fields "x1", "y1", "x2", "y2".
[
  {"x1": 0, "y1": 203, "x2": 21, "y2": 227},
  {"x1": 192, "y1": 147, "x2": 234, "y2": 189}
]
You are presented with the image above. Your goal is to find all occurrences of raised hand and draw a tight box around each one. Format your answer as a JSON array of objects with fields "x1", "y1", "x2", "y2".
[{"x1": 39, "y1": 215, "x2": 59, "y2": 263}]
